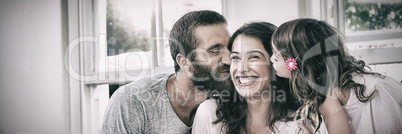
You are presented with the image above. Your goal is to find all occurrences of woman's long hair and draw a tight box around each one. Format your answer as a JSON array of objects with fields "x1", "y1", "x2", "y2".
[
  {"x1": 212, "y1": 22, "x2": 301, "y2": 134},
  {"x1": 271, "y1": 18, "x2": 378, "y2": 132}
]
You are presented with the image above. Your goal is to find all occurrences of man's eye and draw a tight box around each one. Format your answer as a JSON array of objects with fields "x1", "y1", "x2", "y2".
[{"x1": 210, "y1": 48, "x2": 221, "y2": 54}]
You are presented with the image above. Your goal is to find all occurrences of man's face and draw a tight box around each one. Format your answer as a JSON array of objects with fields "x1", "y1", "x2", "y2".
[{"x1": 190, "y1": 24, "x2": 231, "y2": 92}]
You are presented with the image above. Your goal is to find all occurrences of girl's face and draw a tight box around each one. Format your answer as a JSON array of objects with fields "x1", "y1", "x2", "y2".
[
  {"x1": 270, "y1": 43, "x2": 291, "y2": 78},
  {"x1": 230, "y1": 35, "x2": 271, "y2": 99}
]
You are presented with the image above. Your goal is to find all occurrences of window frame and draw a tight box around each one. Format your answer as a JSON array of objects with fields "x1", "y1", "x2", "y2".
[
  {"x1": 335, "y1": 0, "x2": 402, "y2": 65},
  {"x1": 67, "y1": 0, "x2": 95, "y2": 133}
]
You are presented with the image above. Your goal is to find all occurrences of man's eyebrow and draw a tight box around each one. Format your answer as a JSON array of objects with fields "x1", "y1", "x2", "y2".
[
  {"x1": 247, "y1": 50, "x2": 266, "y2": 57},
  {"x1": 207, "y1": 44, "x2": 222, "y2": 51}
]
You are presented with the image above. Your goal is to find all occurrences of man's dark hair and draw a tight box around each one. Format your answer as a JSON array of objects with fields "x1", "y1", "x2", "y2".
[{"x1": 169, "y1": 10, "x2": 227, "y2": 73}]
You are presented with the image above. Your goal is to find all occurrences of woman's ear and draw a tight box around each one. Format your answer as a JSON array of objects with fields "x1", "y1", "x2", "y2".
[{"x1": 176, "y1": 54, "x2": 193, "y2": 75}]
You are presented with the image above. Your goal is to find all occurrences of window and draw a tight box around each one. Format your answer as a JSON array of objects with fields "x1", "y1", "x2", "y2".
[
  {"x1": 99, "y1": 0, "x2": 222, "y2": 85},
  {"x1": 337, "y1": 0, "x2": 402, "y2": 81},
  {"x1": 340, "y1": 0, "x2": 402, "y2": 47},
  {"x1": 107, "y1": 0, "x2": 152, "y2": 56},
  {"x1": 337, "y1": 0, "x2": 402, "y2": 62},
  {"x1": 337, "y1": 0, "x2": 402, "y2": 49}
]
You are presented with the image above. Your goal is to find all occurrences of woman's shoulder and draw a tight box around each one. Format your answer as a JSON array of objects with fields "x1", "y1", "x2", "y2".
[
  {"x1": 198, "y1": 99, "x2": 218, "y2": 112},
  {"x1": 194, "y1": 99, "x2": 219, "y2": 120},
  {"x1": 192, "y1": 99, "x2": 221, "y2": 134}
]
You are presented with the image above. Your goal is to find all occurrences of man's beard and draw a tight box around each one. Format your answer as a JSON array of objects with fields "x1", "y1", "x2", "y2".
[{"x1": 191, "y1": 63, "x2": 232, "y2": 92}]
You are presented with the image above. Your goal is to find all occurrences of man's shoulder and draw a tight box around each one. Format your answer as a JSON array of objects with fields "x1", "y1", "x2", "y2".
[
  {"x1": 126, "y1": 73, "x2": 171, "y2": 90},
  {"x1": 116, "y1": 73, "x2": 171, "y2": 94},
  {"x1": 109, "y1": 73, "x2": 172, "y2": 104}
]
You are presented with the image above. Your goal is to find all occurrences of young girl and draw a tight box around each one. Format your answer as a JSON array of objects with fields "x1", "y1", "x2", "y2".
[
  {"x1": 192, "y1": 22, "x2": 327, "y2": 134},
  {"x1": 270, "y1": 18, "x2": 402, "y2": 134}
]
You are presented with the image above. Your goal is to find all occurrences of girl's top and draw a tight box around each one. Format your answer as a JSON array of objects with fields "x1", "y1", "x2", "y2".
[{"x1": 344, "y1": 73, "x2": 402, "y2": 134}]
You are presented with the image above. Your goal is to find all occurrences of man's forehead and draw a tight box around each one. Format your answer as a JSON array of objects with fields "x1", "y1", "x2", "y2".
[{"x1": 194, "y1": 24, "x2": 229, "y2": 49}]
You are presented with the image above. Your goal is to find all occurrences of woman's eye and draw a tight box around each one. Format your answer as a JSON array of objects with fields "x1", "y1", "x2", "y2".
[
  {"x1": 249, "y1": 55, "x2": 260, "y2": 60},
  {"x1": 231, "y1": 56, "x2": 240, "y2": 60}
]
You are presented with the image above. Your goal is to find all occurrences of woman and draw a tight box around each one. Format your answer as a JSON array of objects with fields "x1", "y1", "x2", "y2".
[{"x1": 192, "y1": 22, "x2": 327, "y2": 134}]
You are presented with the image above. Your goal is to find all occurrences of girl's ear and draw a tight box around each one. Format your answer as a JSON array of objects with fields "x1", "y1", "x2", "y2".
[{"x1": 176, "y1": 54, "x2": 193, "y2": 75}]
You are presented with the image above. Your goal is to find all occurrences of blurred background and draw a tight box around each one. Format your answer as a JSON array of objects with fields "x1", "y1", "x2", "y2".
[{"x1": 0, "y1": 0, "x2": 401, "y2": 133}]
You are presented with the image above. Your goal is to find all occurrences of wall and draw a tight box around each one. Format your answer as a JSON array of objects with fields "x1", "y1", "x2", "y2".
[
  {"x1": 223, "y1": 0, "x2": 300, "y2": 34},
  {"x1": 0, "y1": 0, "x2": 69, "y2": 134}
]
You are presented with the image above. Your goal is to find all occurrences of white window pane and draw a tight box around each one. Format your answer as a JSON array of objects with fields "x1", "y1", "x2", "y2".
[{"x1": 106, "y1": 0, "x2": 152, "y2": 56}]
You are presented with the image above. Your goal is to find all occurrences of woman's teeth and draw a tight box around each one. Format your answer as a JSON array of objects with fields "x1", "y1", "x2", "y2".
[{"x1": 239, "y1": 77, "x2": 256, "y2": 84}]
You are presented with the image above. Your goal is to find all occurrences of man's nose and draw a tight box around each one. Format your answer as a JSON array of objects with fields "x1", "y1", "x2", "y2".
[{"x1": 221, "y1": 48, "x2": 231, "y2": 65}]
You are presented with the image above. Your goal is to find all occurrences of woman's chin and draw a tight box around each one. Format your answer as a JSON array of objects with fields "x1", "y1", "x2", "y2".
[{"x1": 236, "y1": 89, "x2": 262, "y2": 99}]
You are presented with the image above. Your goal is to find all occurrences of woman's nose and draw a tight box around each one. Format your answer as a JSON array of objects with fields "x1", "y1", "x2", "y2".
[{"x1": 238, "y1": 59, "x2": 249, "y2": 73}]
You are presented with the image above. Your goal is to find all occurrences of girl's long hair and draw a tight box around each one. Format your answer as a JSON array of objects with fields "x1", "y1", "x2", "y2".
[
  {"x1": 271, "y1": 18, "x2": 378, "y2": 132},
  {"x1": 212, "y1": 22, "x2": 301, "y2": 134}
]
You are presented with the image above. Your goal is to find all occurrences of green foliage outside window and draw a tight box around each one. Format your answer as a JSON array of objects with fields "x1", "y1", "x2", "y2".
[
  {"x1": 107, "y1": 0, "x2": 150, "y2": 56},
  {"x1": 344, "y1": 0, "x2": 402, "y2": 32}
]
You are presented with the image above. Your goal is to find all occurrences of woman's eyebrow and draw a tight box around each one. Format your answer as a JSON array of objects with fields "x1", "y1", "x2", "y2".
[{"x1": 247, "y1": 50, "x2": 265, "y2": 57}]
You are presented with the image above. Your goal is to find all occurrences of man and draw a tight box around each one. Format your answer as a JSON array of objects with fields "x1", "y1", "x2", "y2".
[{"x1": 100, "y1": 10, "x2": 231, "y2": 133}]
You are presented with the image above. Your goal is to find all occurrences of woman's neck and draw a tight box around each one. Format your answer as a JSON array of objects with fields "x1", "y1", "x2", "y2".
[
  {"x1": 245, "y1": 91, "x2": 271, "y2": 117},
  {"x1": 246, "y1": 99, "x2": 270, "y2": 122},
  {"x1": 245, "y1": 97, "x2": 271, "y2": 133}
]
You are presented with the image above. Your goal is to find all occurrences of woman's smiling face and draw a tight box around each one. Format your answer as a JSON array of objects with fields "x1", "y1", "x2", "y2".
[{"x1": 230, "y1": 35, "x2": 271, "y2": 99}]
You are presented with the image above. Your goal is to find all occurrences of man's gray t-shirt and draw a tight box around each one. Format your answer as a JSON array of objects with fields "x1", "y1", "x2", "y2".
[{"x1": 100, "y1": 73, "x2": 190, "y2": 134}]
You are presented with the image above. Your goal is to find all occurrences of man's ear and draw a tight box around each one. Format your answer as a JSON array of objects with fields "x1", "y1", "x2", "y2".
[{"x1": 176, "y1": 54, "x2": 192, "y2": 73}]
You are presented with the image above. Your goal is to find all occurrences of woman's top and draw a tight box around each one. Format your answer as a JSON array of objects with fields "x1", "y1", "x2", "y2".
[{"x1": 192, "y1": 99, "x2": 328, "y2": 134}]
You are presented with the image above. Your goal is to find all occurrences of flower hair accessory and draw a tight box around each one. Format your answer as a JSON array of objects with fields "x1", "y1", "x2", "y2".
[{"x1": 285, "y1": 58, "x2": 298, "y2": 71}]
